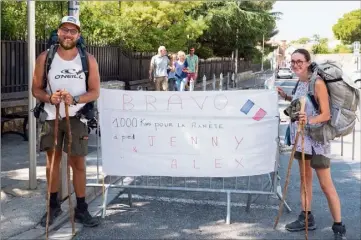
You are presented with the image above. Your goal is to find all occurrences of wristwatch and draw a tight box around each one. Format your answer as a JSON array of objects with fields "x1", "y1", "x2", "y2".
[{"x1": 73, "y1": 96, "x2": 80, "y2": 105}]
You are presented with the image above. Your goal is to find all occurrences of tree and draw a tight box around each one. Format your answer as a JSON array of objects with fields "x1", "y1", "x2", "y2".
[
  {"x1": 80, "y1": 1, "x2": 209, "y2": 52},
  {"x1": 1, "y1": 1, "x2": 67, "y2": 39},
  {"x1": 332, "y1": 9, "x2": 361, "y2": 44},
  {"x1": 191, "y1": 1, "x2": 279, "y2": 59},
  {"x1": 333, "y1": 44, "x2": 352, "y2": 54},
  {"x1": 0, "y1": 1, "x2": 72, "y2": 40},
  {"x1": 311, "y1": 35, "x2": 329, "y2": 54},
  {"x1": 1, "y1": 0, "x2": 280, "y2": 60},
  {"x1": 290, "y1": 37, "x2": 310, "y2": 45}
]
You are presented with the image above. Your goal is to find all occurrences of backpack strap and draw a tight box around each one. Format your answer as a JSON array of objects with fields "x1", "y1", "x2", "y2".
[
  {"x1": 77, "y1": 46, "x2": 89, "y2": 91},
  {"x1": 43, "y1": 44, "x2": 59, "y2": 93},
  {"x1": 324, "y1": 78, "x2": 343, "y2": 83},
  {"x1": 292, "y1": 80, "x2": 300, "y2": 95},
  {"x1": 307, "y1": 69, "x2": 320, "y2": 111}
]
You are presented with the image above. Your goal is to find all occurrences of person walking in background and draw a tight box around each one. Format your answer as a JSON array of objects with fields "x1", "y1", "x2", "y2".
[
  {"x1": 186, "y1": 47, "x2": 199, "y2": 84},
  {"x1": 167, "y1": 53, "x2": 177, "y2": 91},
  {"x1": 174, "y1": 51, "x2": 189, "y2": 91},
  {"x1": 149, "y1": 46, "x2": 170, "y2": 91}
]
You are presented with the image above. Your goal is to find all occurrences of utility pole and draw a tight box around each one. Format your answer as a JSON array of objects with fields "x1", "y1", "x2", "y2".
[{"x1": 28, "y1": 0, "x2": 37, "y2": 190}]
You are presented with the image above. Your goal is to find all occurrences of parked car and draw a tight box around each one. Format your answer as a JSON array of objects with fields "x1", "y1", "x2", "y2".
[{"x1": 277, "y1": 67, "x2": 294, "y2": 79}]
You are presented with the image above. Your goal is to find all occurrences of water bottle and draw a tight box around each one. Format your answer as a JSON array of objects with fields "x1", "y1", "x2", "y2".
[{"x1": 180, "y1": 80, "x2": 185, "y2": 92}]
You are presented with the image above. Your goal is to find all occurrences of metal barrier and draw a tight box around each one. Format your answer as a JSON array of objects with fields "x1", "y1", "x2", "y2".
[{"x1": 87, "y1": 70, "x2": 292, "y2": 224}]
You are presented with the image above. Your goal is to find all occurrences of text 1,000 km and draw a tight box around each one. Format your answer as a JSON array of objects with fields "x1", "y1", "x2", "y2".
[{"x1": 112, "y1": 118, "x2": 138, "y2": 128}]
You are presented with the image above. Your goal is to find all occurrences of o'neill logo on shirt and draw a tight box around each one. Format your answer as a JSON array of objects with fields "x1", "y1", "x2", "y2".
[{"x1": 55, "y1": 69, "x2": 83, "y2": 79}]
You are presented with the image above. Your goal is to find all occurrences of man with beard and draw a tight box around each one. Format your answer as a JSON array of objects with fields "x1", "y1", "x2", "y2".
[{"x1": 32, "y1": 16, "x2": 100, "y2": 227}]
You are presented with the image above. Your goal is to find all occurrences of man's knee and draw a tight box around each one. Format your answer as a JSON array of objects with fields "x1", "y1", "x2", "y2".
[
  {"x1": 70, "y1": 156, "x2": 86, "y2": 172},
  {"x1": 46, "y1": 150, "x2": 63, "y2": 166}
]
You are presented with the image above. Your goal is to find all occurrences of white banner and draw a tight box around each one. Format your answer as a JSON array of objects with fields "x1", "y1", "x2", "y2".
[{"x1": 99, "y1": 89, "x2": 279, "y2": 177}]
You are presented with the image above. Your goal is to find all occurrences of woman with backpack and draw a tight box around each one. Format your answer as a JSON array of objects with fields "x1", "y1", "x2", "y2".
[{"x1": 277, "y1": 49, "x2": 347, "y2": 240}]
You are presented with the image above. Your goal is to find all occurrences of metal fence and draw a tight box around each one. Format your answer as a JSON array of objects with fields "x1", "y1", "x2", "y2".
[
  {"x1": 196, "y1": 70, "x2": 274, "y2": 91},
  {"x1": 87, "y1": 70, "x2": 292, "y2": 224},
  {"x1": 1, "y1": 40, "x2": 261, "y2": 93}
]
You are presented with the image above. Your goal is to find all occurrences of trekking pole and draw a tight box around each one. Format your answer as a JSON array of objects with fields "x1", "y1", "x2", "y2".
[
  {"x1": 299, "y1": 97, "x2": 308, "y2": 240},
  {"x1": 274, "y1": 97, "x2": 306, "y2": 230},
  {"x1": 273, "y1": 127, "x2": 300, "y2": 229},
  {"x1": 45, "y1": 104, "x2": 60, "y2": 239},
  {"x1": 65, "y1": 103, "x2": 76, "y2": 236}
]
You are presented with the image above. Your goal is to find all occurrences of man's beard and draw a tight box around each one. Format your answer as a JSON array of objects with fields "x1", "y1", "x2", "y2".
[{"x1": 59, "y1": 39, "x2": 77, "y2": 50}]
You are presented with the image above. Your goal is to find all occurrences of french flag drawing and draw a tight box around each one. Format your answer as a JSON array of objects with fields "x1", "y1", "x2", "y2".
[{"x1": 240, "y1": 99, "x2": 267, "y2": 121}]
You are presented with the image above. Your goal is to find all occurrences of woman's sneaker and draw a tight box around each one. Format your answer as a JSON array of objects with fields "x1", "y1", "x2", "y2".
[
  {"x1": 332, "y1": 224, "x2": 347, "y2": 240},
  {"x1": 285, "y1": 211, "x2": 317, "y2": 232}
]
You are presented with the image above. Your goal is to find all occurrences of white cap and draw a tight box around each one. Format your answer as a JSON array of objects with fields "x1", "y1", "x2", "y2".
[{"x1": 60, "y1": 16, "x2": 81, "y2": 29}]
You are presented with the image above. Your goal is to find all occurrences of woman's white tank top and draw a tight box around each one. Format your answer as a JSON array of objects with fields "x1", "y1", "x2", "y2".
[{"x1": 44, "y1": 52, "x2": 87, "y2": 120}]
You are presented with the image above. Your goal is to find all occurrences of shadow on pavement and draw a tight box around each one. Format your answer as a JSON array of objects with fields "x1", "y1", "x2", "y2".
[{"x1": 74, "y1": 154, "x2": 360, "y2": 240}]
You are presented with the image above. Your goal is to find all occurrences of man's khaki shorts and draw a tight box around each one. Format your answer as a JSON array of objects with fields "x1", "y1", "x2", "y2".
[
  {"x1": 40, "y1": 117, "x2": 88, "y2": 156},
  {"x1": 154, "y1": 76, "x2": 168, "y2": 91},
  {"x1": 294, "y1": 149, "x2": 330, "y2": 169}
]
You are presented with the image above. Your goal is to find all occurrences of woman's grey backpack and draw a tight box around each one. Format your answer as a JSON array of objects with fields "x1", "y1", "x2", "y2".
[{"x1": 306, "y1": 60, "x2": 360, "y2": 143}]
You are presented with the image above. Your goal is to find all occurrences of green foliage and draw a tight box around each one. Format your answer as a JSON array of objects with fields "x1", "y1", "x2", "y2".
[
  {"x1": 1, "y1": 1, "x2": 27, "y2": 39},
  {"x1": 1, "y1": 0, "x2": 279, "y2": 60},
  {"x1": 80, "y1": 1, "x2": 208, "y2": 51},
  {"x1": 312, "y1": 35, "x2": 329, "y2": 54},
  {"x1": 1, "y1": 1, "x2": 67, "y2": 39},
  {"x1": 191, "y1": 1, "x2": 278, "y2": 59},
  {"x1": 290, "y1": 37, "x2": 310, "y2": 45},
  {"x1": 195, "y1": 46, "x2": 214, "y2": 59},
  {"x1": 333, "y1": 44, "x2": 352, "y2": 54},
  {"x1": 332, "y1": 9, "x2": 361, "y2": 44}
]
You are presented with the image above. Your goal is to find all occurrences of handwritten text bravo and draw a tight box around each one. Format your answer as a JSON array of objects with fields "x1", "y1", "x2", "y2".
[{"x1": 121, "y1": 93, "x2": 229, "y2": 111}]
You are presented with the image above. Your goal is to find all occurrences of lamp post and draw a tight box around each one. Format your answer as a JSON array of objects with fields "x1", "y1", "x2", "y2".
[{"x1": 28, "y1": 0, "x2": 37, "y2": 190}]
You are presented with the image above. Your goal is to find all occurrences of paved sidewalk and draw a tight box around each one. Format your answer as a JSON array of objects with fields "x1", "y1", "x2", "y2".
[
  {"x1": 1, "y1": 132, "x2": 103, "y2": 239},
  {"x1": 73, "y1": 150, "x2": 361, "y2": 240}
]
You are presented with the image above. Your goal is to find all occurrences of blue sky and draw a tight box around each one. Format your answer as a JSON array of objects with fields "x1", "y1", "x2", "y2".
[{"x1": 272, "y1": 1, "x2": 360, "y2": 41}]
